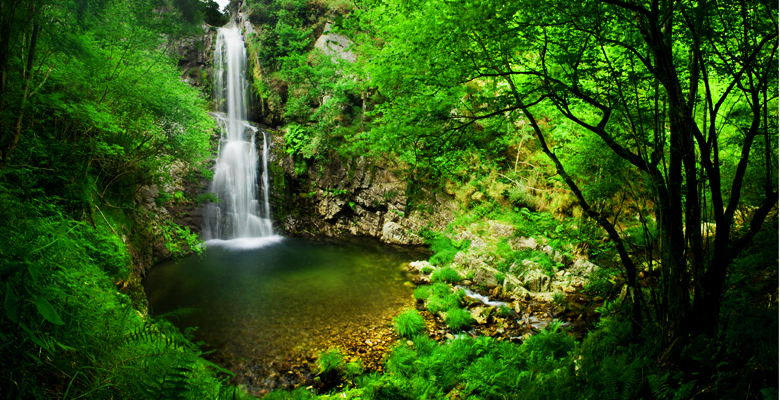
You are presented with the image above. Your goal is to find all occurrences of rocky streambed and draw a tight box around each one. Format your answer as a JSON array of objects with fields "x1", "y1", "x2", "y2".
[{"x1": 208, "y1": 238, "x2": 607, "y2": 397}]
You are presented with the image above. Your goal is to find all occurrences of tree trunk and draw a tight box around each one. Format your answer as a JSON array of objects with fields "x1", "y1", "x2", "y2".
[{"x1": 2, "y1": 21, "x2": 37, "y2": 165}]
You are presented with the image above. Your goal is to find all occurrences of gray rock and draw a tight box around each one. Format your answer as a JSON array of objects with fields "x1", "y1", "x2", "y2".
[
  {"x1": 522, "y1": 269, "x2": 551, "y2": 292},
  {"x1": 314, "y1": 23, "x2": 356, "y2": 63},
  {"x1": 381, "y1": 221, "x2": 422, "y2": 245},
  {"x1": 473, "y1": 268, "x2": 499, "y2": 289},
  {"x1": 510, "y1": 236, "x2": 538, "y2": 251},
  {"x1": 542, "y1": 245, "x2": 554, "y2": 257}
]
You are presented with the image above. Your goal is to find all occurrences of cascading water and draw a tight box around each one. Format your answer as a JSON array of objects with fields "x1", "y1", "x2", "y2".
[{"x1": 203, "y1": 27, "x2": 277, "y2": 246}]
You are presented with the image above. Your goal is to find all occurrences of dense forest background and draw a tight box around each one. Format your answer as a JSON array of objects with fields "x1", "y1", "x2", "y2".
[{"x1": 0, "y1": 0, "x2": 777, "y2": 398}]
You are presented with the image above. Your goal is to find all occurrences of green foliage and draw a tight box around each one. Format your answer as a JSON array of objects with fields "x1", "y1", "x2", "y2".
[
  {"x1": 423, "y1": 283, "x2": 464, "y2": 314},
  {"x1": 317, "y1": 348, "x2": 345, "y2": 375},
  {"x1": 430, "y1": 267, "x2": 461, "y2": 284},
  {"x1": 344, "y1": 360, "x2": 364, "y2": 379},
  {"x1": 393, "y1": 309, "x2": 426, "y2": 338},
  {"x1": 428, "y1": 237, "x2": 470, "y2": 266},
  {"x1": 161, "y1": 221, "x2": 205, "y2": 257},
  {"x1": 0, "y1": 201, "x2": 234, "y2": 398},
  {"x1": 552, "y1": 291, "x2": 565, "y2": 306},
  {"x1": 443, "y1": 307, "x2": 474, "y2": 331},
  {"x1": 413, "y1": 286, "x2": 431, "y2": 301}
]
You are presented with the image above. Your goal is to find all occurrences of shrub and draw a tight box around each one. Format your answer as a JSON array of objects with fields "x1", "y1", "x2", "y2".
[
  {"x1": 428, "y1": 237, "x2": 470, "y2": 266},
  {"x1": 444, "y1": 307, "x2": 475, "y2": 331},
  {"x1": 553, "y1": 290, "x2": 565, "y2": 306},
  {"x1": 431, "y1": 267, "x2": 462, "y2": 283},
  {"x1": 344, "y1": 360, "x2": 364, "y2": 379},
  {"x1": 413, "y1": 286, "x2": 431, "y2": 301},
  {"x1": 520, "y1": 322, "x2": 576, "y2": 368},
  {"x1": 426, "y1": 284, "x2": 463, "y2": 313},
  {"x1": 394, "y1": 309, "x2": 427, "y2": 338},
  {"x1": 317, "y1": 348, "x2": 345, "y2": 375},
  {"x1": 364, "y1": 374, "x2": 413, "y2": 400}
]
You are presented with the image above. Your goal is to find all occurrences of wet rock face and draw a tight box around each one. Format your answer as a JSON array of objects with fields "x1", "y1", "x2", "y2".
[
  {"x1": 174, "y1": 25, "x2": 216, "y2": 92},
  {"x1": 268, "y1": 132, "x2": 456, "y2": 244},
  {"x1": 131, "y1": 161, "x2": 211, "y2": 277}
]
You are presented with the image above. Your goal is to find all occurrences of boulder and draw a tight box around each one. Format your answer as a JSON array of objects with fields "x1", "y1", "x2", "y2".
[
  {"x1": 510, "y1": 236, "x2": 538, "y2": 251},
  {"x1": 452, "y1": 251, "x2": 488, "y2": 271},
  {"x1": 521, "y1": 269, "x2": 551, "y2": 292},
  {"x1": 381, "y1": 221, "x2": 423, "y2": 245},
  {"x1": 473, "y1": 268, "x2": 499, "y2": 289},
  {"x1": 314, "y1": 23, "x2": 357, "y2": 63}
]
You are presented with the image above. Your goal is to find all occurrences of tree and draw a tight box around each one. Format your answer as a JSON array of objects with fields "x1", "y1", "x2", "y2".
[{"x1": 359, "y1": 0, "x2": 778, "y2": 339}]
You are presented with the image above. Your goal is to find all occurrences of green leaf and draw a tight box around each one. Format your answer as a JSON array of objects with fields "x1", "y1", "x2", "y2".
[
  {"x1": 28, "y1": 262, "x2": 42, "y2": 285},
  {"x1": 35, "y1": 296, "x2": 65, "y2": 325},
  {"x1": 4, "y1": 282, "x2": 19, "y2": 323},
  {"x1": 20, "y1": 323, "x2": 54, "y2": 355}
]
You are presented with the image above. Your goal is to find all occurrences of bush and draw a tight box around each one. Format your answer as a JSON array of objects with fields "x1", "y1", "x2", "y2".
[
  {"x1": 431, "y1": 267, "x2": 462, "y2": 283},
  {"x1": 364, "y1": 374, "x2": 413, "y2": 400},
  {"x1": 428, "y1": 237, "x2": 470, "y2": 266},
  {"x1": 394, "y1": 309, "x2": 427, "y2": 338},
  {"x1": 317, "y1": 348, "x2": 345, "y2": 375},
  {"x1": 444, "y1": 307, "x2": 475, "y2": 331},
  {"x1": 413, "y1": 286, "x2": 431, "y2": 301},
  {"x1": 521, "y1": 322, "x2": 576, "y2": 367},
  {"x1": 344, "y1": 360, "x2": 364, "y2": 379},
  {"x1": 425, "y1": 284, "x2": 463, "y2": 313}
]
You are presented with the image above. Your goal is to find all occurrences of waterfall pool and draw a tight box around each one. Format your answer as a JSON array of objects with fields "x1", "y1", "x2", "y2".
[{"x1": 143, "y1": 236, "x2": 428, "y2": 391}]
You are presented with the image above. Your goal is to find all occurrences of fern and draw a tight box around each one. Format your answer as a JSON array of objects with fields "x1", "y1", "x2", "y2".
[
  {"x1": 602, "y1": 357, "x2": 620, "y2": 400},
  {"x1": 672, "y1": 380, "x2": 696, "y2": 400},
  {"x1": 648, "y1": 373, "x2": 671, "y2": 400}
]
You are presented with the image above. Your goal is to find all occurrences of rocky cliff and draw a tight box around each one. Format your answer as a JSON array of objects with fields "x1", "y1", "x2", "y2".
[{"x1": 266, "y1": 131, "x2": 457, "y2": 245}]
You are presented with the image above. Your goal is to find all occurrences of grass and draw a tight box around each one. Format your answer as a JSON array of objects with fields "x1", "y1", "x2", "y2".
[
  {"x1": 413, "y1": 286, "x2": 432, "y2": 301},
  {"x1": 431, "y1": 266, "x2": 462, "y2": 283},
  {"x1": 394, "y1": 309, "x2": 427, "y2": 338},
  {"x1": 444, "y1": 307, "x2": 475, "y2": 331},
  {"x1": 317, "y1": 348, "x2": 345, "y2": 375}
]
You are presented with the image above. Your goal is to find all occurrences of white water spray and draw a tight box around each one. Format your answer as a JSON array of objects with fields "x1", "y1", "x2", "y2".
[{"x1": 203, "y1": 27, "x2": 275, "y2": 242}]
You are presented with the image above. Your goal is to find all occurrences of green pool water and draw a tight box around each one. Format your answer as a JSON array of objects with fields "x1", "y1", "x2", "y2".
[{"x1": 143, "y1": 236, "x2": 427, "y2": 362}]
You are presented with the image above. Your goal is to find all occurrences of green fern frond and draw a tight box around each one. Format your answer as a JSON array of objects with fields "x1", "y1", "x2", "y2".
[
  {"x1": 672, "y1": 380, "x2": 696, "y2": 400},
  {"x1": 648, "y1": 373, "x2": 670, "y2": 400}
]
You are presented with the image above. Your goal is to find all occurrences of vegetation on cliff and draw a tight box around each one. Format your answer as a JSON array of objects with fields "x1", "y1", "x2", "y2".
[{"x1": 0, "y1": 0, "x2": 240, "y2": 397}]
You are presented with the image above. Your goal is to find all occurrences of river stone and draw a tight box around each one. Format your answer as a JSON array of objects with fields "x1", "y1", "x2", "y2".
[
  {"x1": 470, "y1": 306, "x2": 492, "y2": 325},
  {"x1": 473, "y1": 268, "x2": 498, "y2": 289},
  {"x1": 571, "y1": 258, "x2": 597, "y2": 276},
  {"x1": 409, "y1": 260, "x2": 433, "y2": 272},
  {"x1": 452, "y1": 251, "x2": 488, "y2": 271}
]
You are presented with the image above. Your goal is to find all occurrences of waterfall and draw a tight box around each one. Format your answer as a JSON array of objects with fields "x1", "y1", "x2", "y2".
[{"x1": 203, "y1": 27, "x2": 277, "y2": 245}]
